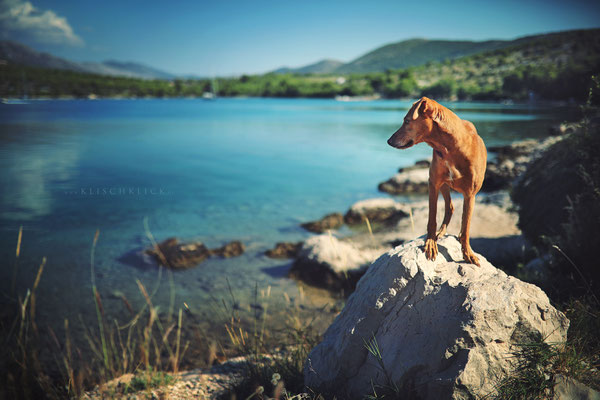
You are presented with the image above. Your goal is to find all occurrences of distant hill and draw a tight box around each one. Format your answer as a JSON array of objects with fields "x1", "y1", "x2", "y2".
[
  {"x1": 80, "y1": 60, "x2": 175, "y2": 80},
  {"x1": 0, "y1": 40, "x2": 175, "y2": 80},
  {"x1": 272, "y1": 59, "x2": 344, "y2": 74},
  {"x1": 409, "y1": 28, "x2": 600, "y2": 99},
  {"x1": 334, "y1": 38, "x2": 509, "y2": 73},
  {"x1": 2, "y1": 28, "x2": 598, "y2": 102},
  {"x1": 0, "y1": 40, "x2": 86, "y2": 72},
  {"x1": 280, "y1": 29, "x2": 599, "y2": 75}
]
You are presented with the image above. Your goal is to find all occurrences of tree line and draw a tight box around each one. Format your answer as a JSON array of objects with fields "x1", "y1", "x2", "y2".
[{"x1": 1, "y1": 57, "x2": 598, "y2": 103}]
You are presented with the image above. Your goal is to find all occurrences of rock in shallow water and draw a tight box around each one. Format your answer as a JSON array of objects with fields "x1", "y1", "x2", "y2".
[
  {"x1": 378, "y1": 167, "x2": 430, "y2": 195},
  {"x1": 265, "y1": 241, "x2": 302, "y2": 259},
  {"x1": 145, "y1": 238, "x2": 244, "y2": 269},
  {"x1": 304, "y1": 235, "x2": 569, "y2": 399},
  {"x1": 344, "y1": 198, "x2": 409, "y2": 225},
  {"x1": 146, "y1": 237, "x2": 211, "y2": 269},
  {"x1": 301, "y1": 213, "x2": 344, "y2": 233},
  {"x1": 209, "y1": 241, "x2": 245, "y2": 258},
  {"x1": 289, "y1": 234, "x2": 386, "y2": 291}
]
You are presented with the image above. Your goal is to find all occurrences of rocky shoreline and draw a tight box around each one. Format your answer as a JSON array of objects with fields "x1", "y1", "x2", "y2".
[
  {"x1": 91, "y1": 130, "x2": 595, "y2": 399},
  {"x1": 132, "y1": 135, "x2": 559, "y2": 277},
  {"x1": 378, "y1": 134, "x2": 565, "y2": 195},
  {"x1": 266, "y1": 135, "x2": 566, "y2": 293}
]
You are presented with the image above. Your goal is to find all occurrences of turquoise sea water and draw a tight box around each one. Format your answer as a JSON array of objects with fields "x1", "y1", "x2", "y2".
[{"x1": 0, "y1": 98, "x2": 579, "y2": 338}]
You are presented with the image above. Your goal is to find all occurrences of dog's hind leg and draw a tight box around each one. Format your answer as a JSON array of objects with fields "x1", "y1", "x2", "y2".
[
  {"x1": 459, "y1": 193, "x2": 480, "y2": 266},
  {"x1": 436, "y1": 184, "x2": 453, "y2": 239}
]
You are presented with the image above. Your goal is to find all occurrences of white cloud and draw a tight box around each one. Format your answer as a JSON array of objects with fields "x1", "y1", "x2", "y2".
[{"x1": 0, "y1": 0, "x2": 83, "y2": 46}]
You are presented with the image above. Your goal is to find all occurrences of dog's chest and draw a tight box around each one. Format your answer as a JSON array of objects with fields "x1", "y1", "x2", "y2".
[{"x1": 444, "y1": 160, "x2": 462, "y2": 183}]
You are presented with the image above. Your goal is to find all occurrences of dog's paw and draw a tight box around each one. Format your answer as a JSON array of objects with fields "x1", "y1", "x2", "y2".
[
  {"x1": 463, "y1": 250, "x2": 480, "y2": 267},
  {"x1": 424, "y1": 238, "x2": 438, "y2": 261}
]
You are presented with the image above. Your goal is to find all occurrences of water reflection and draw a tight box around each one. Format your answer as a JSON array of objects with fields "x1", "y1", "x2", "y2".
[{"x1": 0, "y1": 139, "x2": 80, "y2": 220}]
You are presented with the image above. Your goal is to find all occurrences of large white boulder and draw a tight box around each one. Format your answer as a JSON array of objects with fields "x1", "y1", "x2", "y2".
[
  {"x1": 304, "y1": 235, "x2": 569, "y2": 399},
  {"x1": 289, "y1": 234, "x2": 386, "y2": 291}
]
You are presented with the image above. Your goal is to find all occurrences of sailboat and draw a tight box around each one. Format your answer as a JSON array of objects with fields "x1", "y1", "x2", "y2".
[{"x1": 202, "y1": 77, "x2": 218, "y2": 100}]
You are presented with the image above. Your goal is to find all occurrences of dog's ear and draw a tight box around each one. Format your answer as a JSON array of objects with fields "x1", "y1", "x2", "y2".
[{"x1": 412, "y1": 97, "x2": 433, "y2": 120}]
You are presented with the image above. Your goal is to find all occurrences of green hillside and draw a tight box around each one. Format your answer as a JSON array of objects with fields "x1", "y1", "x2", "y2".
[
  {"x1": 1, "y1": 28, "x2": 599, "y2": 102},
  {"x1": 273, "y1": 59, "x2": 344, "y2": 74},
  {"x1": 335, "y1": 38, "x2": 508, "y2": 73},
  {"x1": 409, "y1": 28, "x2": 600, "y2": 100}
]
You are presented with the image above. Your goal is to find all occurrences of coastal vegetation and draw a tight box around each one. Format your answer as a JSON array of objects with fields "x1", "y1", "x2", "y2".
[
  {"x1": 2, "y1": 29, "x2": 599, "y2": 102},
  {"x1": 512, "y1": 76, "x2": 600, "y2": 301}
]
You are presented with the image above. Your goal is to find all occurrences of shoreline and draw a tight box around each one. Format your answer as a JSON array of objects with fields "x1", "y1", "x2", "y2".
[
  {"x1": 1, "y1": 95, "x2": 583, "y2": 107},
  {"x1": 1, "y1": 102, "x2": 584, "y2": 398},
  {"x1": 82, "y1": 135, "x2": 559, "y2": 398}
]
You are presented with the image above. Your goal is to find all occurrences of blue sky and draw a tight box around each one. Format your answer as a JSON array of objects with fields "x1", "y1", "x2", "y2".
[{"x1": 1, "y1": 0, "x2": 599, "y2": 76}]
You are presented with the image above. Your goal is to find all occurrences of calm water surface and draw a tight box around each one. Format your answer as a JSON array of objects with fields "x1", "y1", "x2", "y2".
[{"x1": 0, "y1": 98, "x2": 579, "y2": 343}]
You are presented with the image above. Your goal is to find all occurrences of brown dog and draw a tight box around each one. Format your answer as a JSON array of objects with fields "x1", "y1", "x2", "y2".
[{"x1": 387, "y1": 97, "x2": 487, "y2": 266}]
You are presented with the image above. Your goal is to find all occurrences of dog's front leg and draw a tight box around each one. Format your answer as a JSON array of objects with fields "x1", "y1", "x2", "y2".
[
  {"x1": 460, "y1": 194, "x2": 480, "y2": 266},
  {"x1": 424, "y1": 180, "x2": 439, "y2": 261},
  {"x1": 436, "y1": 184, "x2": 453, "y2": 239}
]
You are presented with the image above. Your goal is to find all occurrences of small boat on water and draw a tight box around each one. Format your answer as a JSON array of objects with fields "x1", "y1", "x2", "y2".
[{"x1": 202, "y1": 78, "x2": 218, "y2": 100}]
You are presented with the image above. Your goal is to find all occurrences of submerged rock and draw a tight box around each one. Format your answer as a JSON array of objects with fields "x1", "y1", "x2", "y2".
[
  {"x1": 210, "y1": 241, "x2": 245, "y2": 258},
  {"x1": 145, "y1": 238, "x2": 244, "y2": 269},
  {"x1": 305, "y1": 235, "x2": 569, "y2": 399},
  {"x1": 265, "y1": 242, "x2": 302, "y2": 259},
  {"x1": 289, "y1": 234, "x2": 385, "y2": 291},
  {"x1": 344, "y1": 198, "x2": 408, "y2": 225},
  {"x1": 146, "y1": 238, "x2": 210, "y2": 269},
  {"x1": 301, "y1": 213, "x2": 344, "y2": 233}
]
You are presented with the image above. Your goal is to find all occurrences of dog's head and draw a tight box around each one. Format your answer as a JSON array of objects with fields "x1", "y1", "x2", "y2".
[{"x1": 387, "y1": 97, "x2": 437, "y2": 150}]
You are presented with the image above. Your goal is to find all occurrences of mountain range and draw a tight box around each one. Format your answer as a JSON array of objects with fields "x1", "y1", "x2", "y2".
[
  {"x1": 2, "y1": 28, "x2": 599, "y2": 79},
  {"x1": 0, "y1": 41, "x2": 175, "y2": 80},
  {"x1": 272, "y1": 59, "x2": 345, "y2": 74},
  {"x1": 272, "y1": 29, "x2": 599, "y2": 75},
  {"x1": 273, "y1": 39, "x2": 511, "y2": 74}
]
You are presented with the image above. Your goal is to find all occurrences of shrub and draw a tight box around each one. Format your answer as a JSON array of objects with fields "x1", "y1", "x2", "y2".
[{"x1": 512, "y1": 96, "x2": 600, "y2": 299}]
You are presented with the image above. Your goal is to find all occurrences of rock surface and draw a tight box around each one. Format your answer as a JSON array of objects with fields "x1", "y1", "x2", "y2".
[
  {"x1": 265, "y1": 241, "x2": 302, "y2": 259},
  {"x1": 290, "y1": 197, "x2": 523, "y2": 291},
  {"x1": 553, "y1": 374, "x2": 600, "y2": 400},
  {"x1": 83, "y1": 357, "x2": 248, "y2": 399},
  {"x1": 145, "y1": 238, "x2": 244, "y2": 269},
  {"x1": 347, "y1": 197, "x2": 524, "y2": 268},
  {"x1": 289, "y1": 234, "x2": 386, "y2": 291},
  {"x1": 344, "y1": 198, "x2": 409, "y2": 225},
  {"x1": 304, "y1": 235, "x2": 569, "y2": 399},
  {"x1": 378, "y1": 166, "x2": 430, "y2": 195},
  {"x1": 146, "y1": 238, "x2": 210, "y2": 269},
  {"x1": 209, "y1": 240, "x2": 245, "y2": 258},
  {"x1": 301, "y1": 212, "x2": 344, "y2": 233}
]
